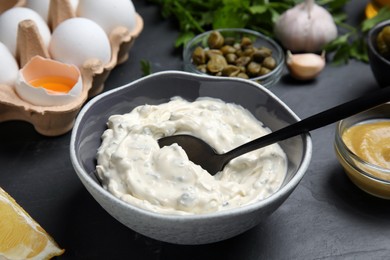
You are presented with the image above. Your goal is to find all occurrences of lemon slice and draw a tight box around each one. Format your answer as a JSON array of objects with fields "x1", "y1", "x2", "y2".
[{"x1": 0, "y1": 187, "x2": 64, "y2": 260}]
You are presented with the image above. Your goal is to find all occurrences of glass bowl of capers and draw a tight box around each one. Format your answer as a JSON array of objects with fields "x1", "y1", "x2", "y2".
[{"x1": 183, "y1": 28, "x2": 284, "y2": 88}]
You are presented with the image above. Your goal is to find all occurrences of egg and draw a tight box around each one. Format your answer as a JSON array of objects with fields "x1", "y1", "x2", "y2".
[
  {"x1": 0, "y1": 7, "x2": 51, "y2": 57},
  {"x1": 0, "y1": 42, "x2": 19, "y2": 86},
  {"x1": 25, "y1": 0, "x2": 80, "y2": 22},
  {"x1": 24, "y1": 0, "x2": 50, "y2": 22},
  {"x1": 15, "y1": 56, "x2": 83, "y2": 106},
  {"x1": 49, "y1": 17, "x2": 111, "y2": 68},
  {"x1": 70, "y1": 0, "x2": 80, "y2": 10},
  {"x1": 77, "y1": 0, "x2": 137, "y2": 35}
]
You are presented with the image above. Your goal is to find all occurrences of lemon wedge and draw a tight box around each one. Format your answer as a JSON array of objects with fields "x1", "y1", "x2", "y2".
[{"x1": 0, "y1": 187, "x2": 64, "y2": 260}]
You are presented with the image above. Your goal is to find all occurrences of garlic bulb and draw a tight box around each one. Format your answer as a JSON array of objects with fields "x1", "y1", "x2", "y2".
[
  {"x1": 274, "y1": 0, "x2": 337, "y2": 52},
  {"x1": 286, "y1": 50, "x2": 325, "y2": 80}
]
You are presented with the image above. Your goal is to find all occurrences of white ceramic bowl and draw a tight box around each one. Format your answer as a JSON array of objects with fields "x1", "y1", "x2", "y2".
[{"x1": 70, "y1": 71, "x2": 312, "y2": 245}]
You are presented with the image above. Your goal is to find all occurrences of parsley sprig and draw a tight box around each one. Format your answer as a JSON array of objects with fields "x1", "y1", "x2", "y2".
[{"x1": 325, "y1": 6, "x2": 390, "y2": 64}]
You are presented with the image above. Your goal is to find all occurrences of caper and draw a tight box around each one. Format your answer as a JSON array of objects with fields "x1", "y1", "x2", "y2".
[
  {"x1": 238, "y1": 65, "x2": 246, "y2": 73},
  {"x1": 247, "y1": 62, "x2": 261, "y2": 76},
  {"x1": 207, "y1": 55, "x2": 227, "y2": 74},
  {"x1": 206, "y1": 49, "x2": 223, "y2": 59},
  {"x1": 241, "y1": 36, "x2": 252, "y2": 49},
  {"x1": 259, "y1": 47, "x2": 272, "y2": 56},
  {"x1": 236, "y1": 49, "x2": 244, "y2": 57},
  {"x1": 220, "y1": 45, "x2": 236, "y2": 55},
  {"x1": 192, "y1": 46, "x2": 206, "y2": 65},
  {"x1": 262, "y1": 56, "x2": 276, "y2": 70},
  {"x1": 243, "y1": 47, "x2": 256, "y2": 56},
  {"x1": 225, "y1": 53, "x2": 237, "y2": 64},
  {"x1": 222, "y1": 65, "x2": 241, "y2": 77},
  {"x1": 207, "y1": 31, "x2": 224, "y2": 49},
  {"x1": 235, "y1": 56, "x2": 251, "y2": 67},
  {"x1": 377, "y1": 26, "x2": 390, "y2": 57},
  {"x1": 237, "y1": 72, "x2": 249, "y2": 79},
  {"x1": 197, "y1": 64, "x2": 207, "y2": 73},
  {"x1": 252, "y1": 47, "x2": 272, "y2": 62},
  {"x1": 259, "y1": 67, "x2": 271, "y2": 76}
]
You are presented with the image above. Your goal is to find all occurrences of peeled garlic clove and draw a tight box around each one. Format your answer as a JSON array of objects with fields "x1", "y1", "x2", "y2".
[{"x1": 286, "y1": 51, "x2": 326, "y2": 80}]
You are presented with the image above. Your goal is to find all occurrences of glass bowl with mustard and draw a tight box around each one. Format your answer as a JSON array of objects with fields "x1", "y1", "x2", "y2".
[{"x1": 334, "y1": 102, "x2": 390, "y2": 199}]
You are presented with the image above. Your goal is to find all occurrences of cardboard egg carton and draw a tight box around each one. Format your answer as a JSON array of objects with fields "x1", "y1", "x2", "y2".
[{"x1": 0, "y1": 0, "x2": 143, "y2": 136}]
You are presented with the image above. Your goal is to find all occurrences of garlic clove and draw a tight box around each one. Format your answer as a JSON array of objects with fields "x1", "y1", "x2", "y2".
[{"x1": 286, "y1": 50, "x2": 326, "y2": 80}]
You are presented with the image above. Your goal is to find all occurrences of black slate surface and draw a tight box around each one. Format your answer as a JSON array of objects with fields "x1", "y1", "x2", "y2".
[{"x1": 1, "y1": 1, "x2": 390, "y2": 259}]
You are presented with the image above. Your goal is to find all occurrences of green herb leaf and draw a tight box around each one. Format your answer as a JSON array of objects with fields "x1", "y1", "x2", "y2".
[
  {"x1": 140, "y1": 59, "x2": 152, "y2": 77},
  {"x1": 362, "y1": 7, "x2": 390, "y2": 32},
  {"x1": 249, "y1": 5, "x2": 268, "y2": 14},
  {"x1": 213, "y1": 5, "x2": 250, "y2": 29}
]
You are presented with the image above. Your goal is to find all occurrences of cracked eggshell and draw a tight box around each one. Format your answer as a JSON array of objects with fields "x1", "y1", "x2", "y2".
[
  {"x1": 49, "y1": 17, "x2": 111, "y2": 68},
  {"x1": 15, "y1": 56, "x2": 82, "y2": 106},
  {"x1": 0, "y1": 42, "x2": 19, "y2": 86},
  {"x1": 0, "y1": 7, "x2": 51, "y2": 57},
  {"x1": 77, "y1": 0, "x2": 136, "y2": 35}
]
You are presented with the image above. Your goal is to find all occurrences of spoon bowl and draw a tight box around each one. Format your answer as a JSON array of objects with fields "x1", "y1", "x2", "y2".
[{"x1": 159, "y1": 86, "x2": 390, "y2": 175}]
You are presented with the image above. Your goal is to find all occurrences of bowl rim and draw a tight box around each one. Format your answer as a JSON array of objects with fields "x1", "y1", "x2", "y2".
[
  {"x1": 70, "y1": 70, "x2": 312, "y2": 220},
  {"x1": 368, "y1": 20, "x2": 390, "y2": 65},
  {"x1": 182, "y1": 28, "x2": 285, "y2": 85}
]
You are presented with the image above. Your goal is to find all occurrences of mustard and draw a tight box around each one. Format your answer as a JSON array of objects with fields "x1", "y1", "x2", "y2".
[{"x1": 342, "y1": 120, "x2": 390, "y2": 170}]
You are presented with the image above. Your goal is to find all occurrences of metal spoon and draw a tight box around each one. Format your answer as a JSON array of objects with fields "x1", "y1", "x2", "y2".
[{"x1": 158, "y1": 87, "x2": 390, "y2": 175}]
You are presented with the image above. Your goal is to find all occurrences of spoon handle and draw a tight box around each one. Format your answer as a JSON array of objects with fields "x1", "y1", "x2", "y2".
[{"x1": 225, "y1": 86, "x2": 390, "y2": 160}]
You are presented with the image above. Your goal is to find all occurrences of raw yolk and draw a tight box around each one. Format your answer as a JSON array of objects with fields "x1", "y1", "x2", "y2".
[
  {"x1": 29, "y1": 76, "x2": 76, "y2": 94},
  {"x1": 342, "y1": 120, "x2": 390, "y2": 169}
]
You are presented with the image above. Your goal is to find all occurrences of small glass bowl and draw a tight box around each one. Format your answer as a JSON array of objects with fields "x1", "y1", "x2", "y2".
[
  {"x1": 334, "y1": 103, "x2": 390, "y2": 199},
  {"x1": 182, "y1": 28, "x2": 284, "y2": 89}
]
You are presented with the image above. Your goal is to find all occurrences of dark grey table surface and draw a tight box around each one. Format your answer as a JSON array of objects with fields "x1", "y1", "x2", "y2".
[{"x1": 1, "y1": 1, "x2": 390, "y2": 259}]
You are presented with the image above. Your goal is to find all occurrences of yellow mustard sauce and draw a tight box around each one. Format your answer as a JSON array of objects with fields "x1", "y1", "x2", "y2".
[{"x1": 342, "y1": 120, "x2": 390, "y2": 170}]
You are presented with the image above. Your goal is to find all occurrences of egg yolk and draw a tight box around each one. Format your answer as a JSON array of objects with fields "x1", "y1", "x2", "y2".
[
  {"x1": 29, "y1": 76, "x2": 76, "y2": 94},
  {"x1": 342, "y1": 120, "x2": 390, "y2": 169}
]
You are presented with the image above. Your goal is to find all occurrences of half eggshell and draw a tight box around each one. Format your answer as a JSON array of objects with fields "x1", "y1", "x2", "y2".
[{"x1": 15, "y1": 56, "x2": 82, "y2": 106}]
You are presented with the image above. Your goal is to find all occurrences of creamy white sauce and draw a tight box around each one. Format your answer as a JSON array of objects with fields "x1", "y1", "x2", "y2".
[{"x1": 96, "y1": 97, "x2": 287, "y2": 215}]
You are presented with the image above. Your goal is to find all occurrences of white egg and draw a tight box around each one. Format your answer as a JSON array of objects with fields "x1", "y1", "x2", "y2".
[
  {"x1": 15, "y1": 56, "x2": 83, "y2": 106},
  {"x1": 77, "y1": 0, "x2": 137, "y2": 35},
  {"x1": 0, "y1": 7, "x2": 51, "y2": 57},
  {"x1": 25, "y1": 0, "x2": 50, "y2": 22},
  {"x1": 69, "y1": 0, "x2": 80, "y2": 10},
  {"x1": 25, "y1": 0, "x2": 79, "y2": 22},
  {"x1": 0, "y1": 42, "x2": 19, "y2": 86},
  {"x1": 49, "y1": 17, "x2": 111, "y2": 68}
]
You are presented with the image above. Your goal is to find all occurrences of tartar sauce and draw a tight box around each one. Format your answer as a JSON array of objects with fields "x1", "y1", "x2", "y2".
[{"x1": 96, "y1": 97, "x2": 287, "y2": 215}]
